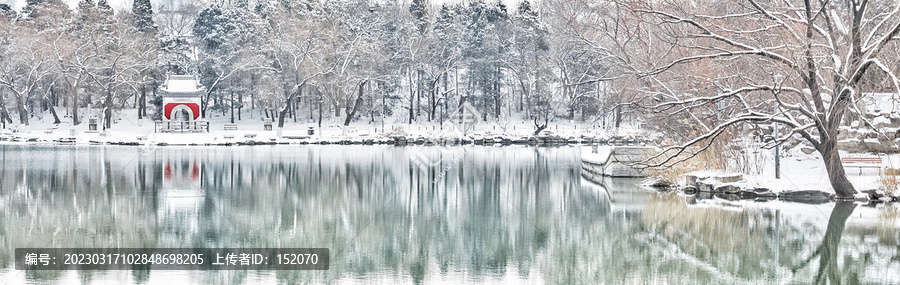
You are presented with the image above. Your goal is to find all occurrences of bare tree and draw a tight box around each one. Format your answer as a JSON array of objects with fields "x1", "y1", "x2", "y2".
[
  {"x1": 587, "y1": 0, "x2": 900, "y2": 198},
  {"x1": 0, "y1": 21, "x2": 57, "y2": 126}
]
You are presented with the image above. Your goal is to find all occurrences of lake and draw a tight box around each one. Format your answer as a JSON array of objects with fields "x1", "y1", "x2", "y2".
[{"x1": 0, "y1": 145, "x2": 897, "y2": 284}]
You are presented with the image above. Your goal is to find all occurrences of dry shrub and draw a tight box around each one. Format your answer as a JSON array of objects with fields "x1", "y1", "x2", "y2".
[
  {"x1": 876, "y1": 204, "x2": 899, "y2": 244},
  {"x1": 650, "y1": 138, "x2": 730, "y2": 185},
  {"x1": 879, "y1": 168, "x2": 899, "y2": 195}
]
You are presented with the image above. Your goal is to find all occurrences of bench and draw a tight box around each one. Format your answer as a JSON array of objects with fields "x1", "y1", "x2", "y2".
[
  {"x1": 223, "y1": 135, "x2": 235, "y2": 139},
  {"x1": 244, "y1": 133, "x2": 256, "y2": 138},
  {"x1": 45, "y1": 127, "x2": 57, "y2": 134},
  {"x1": 842, "y1": 157, "x2": 882, "y2": 174},
  {"x1": 224, "y1": 124, "x2": 238, "y2": 130},
  {"x1": 136, "y1": 136, "x2": 147, "y2": 141}
]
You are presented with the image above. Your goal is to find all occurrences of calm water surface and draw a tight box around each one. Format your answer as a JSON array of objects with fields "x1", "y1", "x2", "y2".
[{"x1": 0, "y1": 145, "x2": 898, "y2": 284}]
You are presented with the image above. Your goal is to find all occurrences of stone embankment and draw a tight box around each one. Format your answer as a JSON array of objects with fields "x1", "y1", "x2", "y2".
[{"x1": 660, "y1": 173, "x2": 899, "y2": 203}]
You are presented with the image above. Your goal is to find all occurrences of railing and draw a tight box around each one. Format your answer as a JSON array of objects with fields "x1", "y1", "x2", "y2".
[{"x1": 155, "y1": 121, "x2": 210, "y2": 133}]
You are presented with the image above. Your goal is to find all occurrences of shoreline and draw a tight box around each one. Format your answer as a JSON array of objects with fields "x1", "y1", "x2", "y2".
[{"x1": 0, "y1": 131, "x2": 655, "y2": 147}]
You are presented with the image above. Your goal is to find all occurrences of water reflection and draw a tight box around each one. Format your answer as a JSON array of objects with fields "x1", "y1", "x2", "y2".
[
  {"x1": 791, "y1": 201, "x2": 857, "y2": 284},
  {"x1": 0, "y1": 145, "x2": 897, "y2": 284}
]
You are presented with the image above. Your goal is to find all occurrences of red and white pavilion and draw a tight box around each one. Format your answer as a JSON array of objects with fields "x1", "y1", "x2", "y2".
[{"x1": 158, "y1": 75, "x2": 208, "y2": 132}]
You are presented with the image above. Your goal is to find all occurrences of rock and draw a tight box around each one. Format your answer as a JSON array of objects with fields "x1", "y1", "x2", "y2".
[
  {"x1": 684, "y1": 174, "x2": 699, "y2": 186},
  {"x1": 838, "y1": 139, "x2": 862, "y2": 151},
  {"x1": 715, "y1": 193, "x2": 743, "y2": 201},
  {"x1": 715, "y1": 173, "x2": 743, "y2": 183},
  {"x1": 785, "y1": 137, "x2": 801, "y2": 149},
  {"x1": 682, "y1": 185, "x2": 698, "y2": 194},
  {"x1": 740, "y1": 188, "x2": 776, "y2": 198},
  {"x1": 878, "y1": 127, "x2": 899, "y2": 140},
  {"x1": 838, "y1": 128, "x2": 852, "y2": 140},
  {"x1": 696, "y1": 181, "x2": 715, "y2": 193},
  {"x1": 863, "y1": 138, "x2": 896, "y2": 153},
  {"x1": 645, "y1": 178, "x2": 673, "y2": 188},
  {"x1": 714, "y1": 184, "x2": 741, "y2": 194},
  {"x1": 800, "y1": 146, "x2": 816, "y2": 154},
  {"x1": 861, "y1": 189, "x2": 883, "y2": 200},
  {"x1": 779, "y1": 190, "x2": 832, "y2": 204}
]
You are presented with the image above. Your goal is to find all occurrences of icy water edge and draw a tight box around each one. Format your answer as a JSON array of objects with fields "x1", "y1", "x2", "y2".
[{"x1": 0, "y1": 145, "x2": 898, "y2": 284}]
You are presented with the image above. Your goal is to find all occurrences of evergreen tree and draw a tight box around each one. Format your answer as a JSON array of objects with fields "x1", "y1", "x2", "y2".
[
  {"x1": 132, "y1": 0, "x2": 157, "y2": 33},
  {"x1": 76, "y1": 0, "x2": 95, "y2": 22},
  {"x1": 96, "y1": 0, "x2": 113, "y2": 18},
  {"x1": 409, "y1": 0, "x2": 428, "y2": 34},
  {"x1": 23, "y1": 0, "x2": 64, "y2": 18},
  {"x1": 97, "y1": 0, "x2": 111, "y2": 11},
  {"x1": 0, "y1": 4, "x2": 14, "y2": 17}
]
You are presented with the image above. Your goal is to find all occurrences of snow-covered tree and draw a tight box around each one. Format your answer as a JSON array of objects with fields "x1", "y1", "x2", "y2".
[
  {"x1": 593, "y1": 0, "x2": 900, "y2": 198},
  {"x1": 131, "y1": 0, "x2": 156, "y2": 33}
]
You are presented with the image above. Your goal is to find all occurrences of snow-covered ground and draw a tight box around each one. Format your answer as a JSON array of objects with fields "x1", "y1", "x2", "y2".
[
  {"x1": 6, "y1": 108, "x2": 896, "y2": 195},
  {"x1": 580, "y1": 144, "x2": 899, "y2": 195},
  {"x1": 742, "y1": 147, "x2": 899, "y2": 195},
  {"x1": 0, "y1": 108, "x2": 643, "y2": 146}
]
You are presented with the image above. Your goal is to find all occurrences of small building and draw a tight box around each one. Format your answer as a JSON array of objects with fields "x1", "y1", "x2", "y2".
[{"x1": 157, "y1": 75, "x2": 208, "y2": 133}]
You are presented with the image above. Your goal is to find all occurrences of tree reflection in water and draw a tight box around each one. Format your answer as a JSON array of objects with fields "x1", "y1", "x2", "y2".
[
  {"x1": 0, "y1": 145, "x2": 896, "y2": 284},
  {"x1": 791, "y1": 201, "x2": 857, "y2": 285}
]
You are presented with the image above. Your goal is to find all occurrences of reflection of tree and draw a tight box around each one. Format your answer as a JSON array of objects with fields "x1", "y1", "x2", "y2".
[
  {"x1": 4, "y1": 146, "x2": 892, "y2": 284},
  {"x1": 791, "y1": 202, "x2": 856, "y2": 284}
]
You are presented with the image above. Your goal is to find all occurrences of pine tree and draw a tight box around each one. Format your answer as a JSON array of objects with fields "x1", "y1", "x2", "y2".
[
  {"x1": 23, "y1": 0, "x2": 42, "y2": 16},
  {"x1": 132, "y1": 0, "x2": 157, "y2": 33},
  {"x1": 97, "y1": 0, "x2": 112, "y2": 14},
  {"x1": 0, "y1": 4, "x2": 14, "y2": 17},
  {"x1": 409, "y1": 0, "x2": 428, "y2": 34},
  {"x1": 76, "y1": 0, "x2": 94, "y2": 21}
]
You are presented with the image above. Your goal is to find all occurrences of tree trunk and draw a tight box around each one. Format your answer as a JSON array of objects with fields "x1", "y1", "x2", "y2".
[
  {"x1": 103, "y1": 89, "x2": 113, "y2": 129},
  {"x1": 278, "y1": 83, "x2": 303, "y2": 128},
  {"x1": 138, "y1": 84, "x2": 145, "y2": 120},
  {"x1": 317, "y1": 94, "x2": 323, "y2": 128},
  {"x1": 71, "y1": 83, "x2": 80, "y2": 125},
  {"x1": 819, "y1": 137, "x2": 857, "y2": 198},
  {"x1": 344, "y1": 81, "x2": 367, "y2": 126},
  {"x1": 0, "y1": 91, "x2": 11, "y2": 127},
  {"x1": 614, "y1": 105, "x2": 622, "y2": 129},
  {"x1": 15, "y1": 94, "x2": 28, "y2": 125},
  {"x1": 45, "y1": 97, "x2": 61, "y2": 124},
  {"x1": 533, "y1": 117, "x2": 548, "y2": 136},
  {"x1": 429, "y1": 81, "x2": 436, "y2": 122},
  {"x1": 230, "y1": 90, "x2": 235, "y2": 124},
  {"x1": 408, "y1": 67, "x2": 416, "y2": 124}
]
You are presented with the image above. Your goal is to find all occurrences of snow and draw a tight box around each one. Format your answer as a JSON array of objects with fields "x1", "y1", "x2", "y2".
[
  {"x1": 861, "y1": 93, "x2": 899, "y2": 114},
  {"x1": 740, "y1": 147, "x2": 900, "y2": 195},
  {"x1": 0, "y1": 108, "x2": 622, "y2": 147},
  {"x1": 161, "y1": 75, "x2": 203, "y2": 94},
  {"x1": 580, "y1": 145, "x2": 611, "y2": 164},
  {"x1": 872, "y1": 115, "x2": 891, "y2": 127}
]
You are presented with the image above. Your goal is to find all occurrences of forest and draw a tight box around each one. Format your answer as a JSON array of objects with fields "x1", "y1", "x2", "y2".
[{"x1": 0, "y1": 0, "x2": 615, "y2": 131}]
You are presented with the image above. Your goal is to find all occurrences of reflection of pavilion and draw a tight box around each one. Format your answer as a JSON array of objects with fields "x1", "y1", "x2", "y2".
[
  {"x1": 156, "y1": 75, "x2": 209, "y2": 133},
  {"x1": 157, "y1": 150, "x2": 205, "y2": 244},
  {"x1": 161, "y1": 153, "x2": 203, "y2": 196}
]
